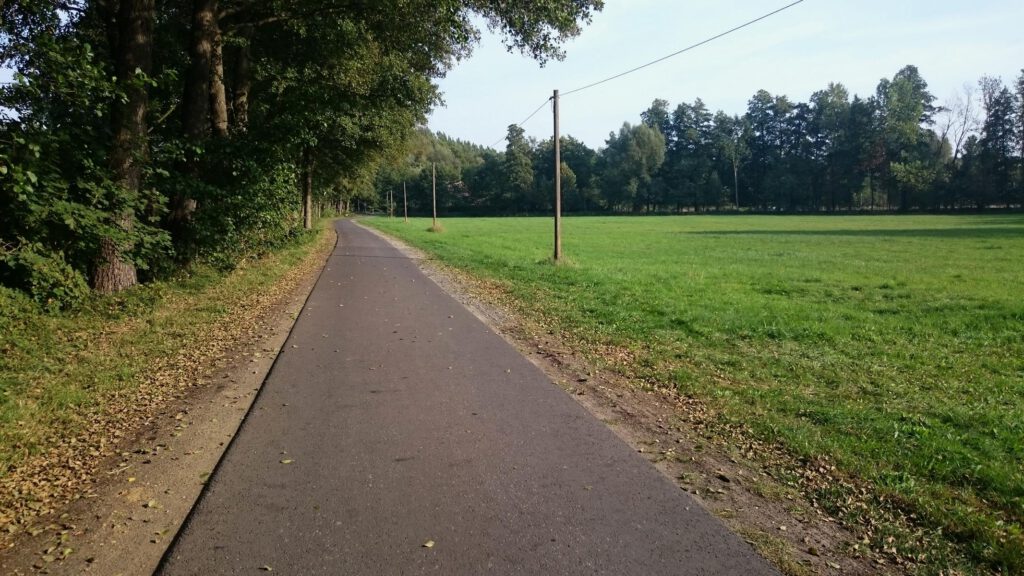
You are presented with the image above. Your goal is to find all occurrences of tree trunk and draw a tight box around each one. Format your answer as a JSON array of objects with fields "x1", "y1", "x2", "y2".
[
  {"x1": 170, "y1": 0, "x2": 218, "y2": 229},
  {"x1": 181, "y1": 0, "x2": 217, "y2": 140},
  {"x1": 868, "y1": 172, "x2": 875, "y2": 210},
  {"x1": 830, "y1": 177, "x2": 836, "y2": 212},
  {"x1": 732, "y1": 157, "x2": 739, "y2": 208},
  {"x1": 230, "y1": 27, "x2": 252, "y2": 132},
  {"x1": 301, "y1": 147, "x2": 314, "y2": 229},
  {"x1": 94, "y1": 0, "x2": 154, "y2": 293},
  {"x1": 209, "y1": 21, "x2": 229, "y2": 137},
  {"x1": 94, "y1": 216, "x2": 137, "y2": 293}
]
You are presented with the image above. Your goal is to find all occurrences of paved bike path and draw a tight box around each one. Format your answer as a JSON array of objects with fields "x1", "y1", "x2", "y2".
[{"x1": 157, "y1": 219, "x2": 777, "y2": 575}]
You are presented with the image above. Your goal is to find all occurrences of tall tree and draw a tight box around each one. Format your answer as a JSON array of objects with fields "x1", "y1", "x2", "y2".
[
  {"x1": 166, "y1": 0, "x2": 222, "y2": 233},
  {"x1": 744, "y1": 90, "x2": 792, "y2": 209},
  {"x1": 978, "y1": 76, "x2": 1016, "y2": 206},
  {"x1": 876, "y1": 65, "x2": 937, "y2": 210},
  {"x1": 711, "y1": 112, "x2": 748, "y2": 208},
  {"x1": 846, "y1": 95, "x2": 885, "y2": 209},
  {"x1": 504, "y1": 124, "x2": 535, "y2": 212},
  {"x1": 600, "y1": 122, "x2": 665, "y2": 212},
  {"x1": 810, "y1": 83, "x2": 851, "y2": 210},
  {"x1": 93, "y1": 0, "x2": 155, "y2": 292},
  {"x1": 557, "y1": 136, "x2": 599, "y2": 211},
  {"x1": 665, "y1": 99, "x2": 716, "y2": 211},
  {"x1": 641, "y1": 98, "x2": 673, "y2": 139},
  {"x1": 1015, "y1": 70, "x2": 1024, "y2": 204},
  {"x1": 1016, "y1": 70, "x2": 1024, "y2": 162},
  {"x1": 936, "y1": 83, "x2": 981, "y2": 164}
]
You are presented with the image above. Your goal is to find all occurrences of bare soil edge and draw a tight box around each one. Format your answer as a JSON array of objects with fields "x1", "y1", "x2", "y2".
[
  {"x1": 0, "y1": 226, "x2": 337, "y2": 576},
  {"x1": 357, "y1": 220, "x2": 887, "y2": 576}
]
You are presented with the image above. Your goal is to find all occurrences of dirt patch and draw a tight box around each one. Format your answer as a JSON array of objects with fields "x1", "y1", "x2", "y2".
[
  {"x1": 0, "y1": 227, "x2": 336, "y2": 575},
  {"x1": 360, "y1": 222, "x2": 889, "y2": 576}
]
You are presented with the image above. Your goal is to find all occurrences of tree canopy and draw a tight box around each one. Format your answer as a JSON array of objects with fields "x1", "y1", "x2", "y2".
[{"x1": 1, "y1": 0, "x2": 604, "y2": 305}]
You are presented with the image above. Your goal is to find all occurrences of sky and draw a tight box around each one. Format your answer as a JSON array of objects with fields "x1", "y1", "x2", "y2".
[{"x1": 428, "y1": 0, "x2": 1024, "y2": 150}]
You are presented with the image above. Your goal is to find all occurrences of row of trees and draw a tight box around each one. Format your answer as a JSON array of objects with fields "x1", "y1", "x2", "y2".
[
  {"x1": 0, "y1": 0, "x2": 603, "y2": 304},
  {"x1": 375, "y1": 66, "x2": 1024, "y2": 216}
]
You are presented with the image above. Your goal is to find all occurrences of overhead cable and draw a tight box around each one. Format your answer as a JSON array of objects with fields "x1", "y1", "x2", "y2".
[
  {"x1": 562, "y1": 0, "x2": 806, "y2": 97},
  {"x1": 489, "y1": 95, "x2": 553, "y2": 148}
]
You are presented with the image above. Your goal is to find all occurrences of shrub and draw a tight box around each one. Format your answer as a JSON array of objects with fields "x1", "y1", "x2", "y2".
[{"x1": 0, "y1": 242, "x2": 90, "y2": 310}]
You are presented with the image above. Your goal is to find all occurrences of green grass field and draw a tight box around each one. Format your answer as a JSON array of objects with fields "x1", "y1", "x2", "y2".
[{"x1": 367, "y1": 214, "x2": 1024, "y2": 573}]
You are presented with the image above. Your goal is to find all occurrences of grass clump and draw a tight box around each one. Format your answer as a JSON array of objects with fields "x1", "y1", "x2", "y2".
[{"x1": 367, "y1": 214, "x2": 1024, "y2": 574}]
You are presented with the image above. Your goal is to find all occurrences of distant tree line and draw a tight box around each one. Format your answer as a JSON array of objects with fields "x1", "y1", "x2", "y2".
[
  {"x1": 376, "y1": 65, "x2": 1024, "y2": 215},
  {"x1": 1, "y1": 1, "x2": 602, "y2": 305}
]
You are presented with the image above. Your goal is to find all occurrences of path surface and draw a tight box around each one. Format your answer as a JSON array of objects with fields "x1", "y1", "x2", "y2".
[{"x1": 158, "y1": 220, "x2": 777, "y2": 575}]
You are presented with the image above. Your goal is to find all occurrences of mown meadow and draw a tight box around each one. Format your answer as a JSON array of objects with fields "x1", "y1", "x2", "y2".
[{"x1": 367, "y1": 214, "x2": 1024, "y2": 573}]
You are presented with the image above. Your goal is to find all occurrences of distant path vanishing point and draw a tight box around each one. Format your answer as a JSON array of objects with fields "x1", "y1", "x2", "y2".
[{"x1": 157, "y1": 219, "x2": 778, "y2": 575}]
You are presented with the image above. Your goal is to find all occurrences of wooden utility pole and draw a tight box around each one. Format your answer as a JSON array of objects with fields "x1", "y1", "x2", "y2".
[
  {"x1": 552, "y1": 89, "x2": 562, "y2": 262},
  {"x1": 733, "y1": 155, "x2": 739, "y2": 209},
  {"x1": 403, "y1": 181, "x2": 408, "y2": 222},
  {"x1": 431, "y1": 162, "x2": 438, "y2": 229}
]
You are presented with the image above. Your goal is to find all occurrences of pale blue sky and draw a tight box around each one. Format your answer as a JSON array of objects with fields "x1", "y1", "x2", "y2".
[{"x1": 430, "y1": 0, "x2": 1024, "y2": 149}]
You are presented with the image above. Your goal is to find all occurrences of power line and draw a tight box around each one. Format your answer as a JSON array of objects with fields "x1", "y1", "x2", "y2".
[
  {"x1": 561, "y1": 0, "x2": 806, "y2": 97},
  {"x1": 488, "y1": 95, "x2": 553, "y2": 148},
  {"x1": 484, "y1": 0, "x2": 806, "y2": 148}
]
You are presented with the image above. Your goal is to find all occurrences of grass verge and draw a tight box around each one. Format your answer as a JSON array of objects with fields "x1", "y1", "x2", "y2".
[
  {"x1": 0, "y1": 221, "x2": 332, "y2": 531},
  {"x1": 366, "y1": 214, "x2": 1024, "y2": 575}
]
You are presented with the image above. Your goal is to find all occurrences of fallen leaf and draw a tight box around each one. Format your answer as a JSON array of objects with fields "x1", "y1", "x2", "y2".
[
  {"x1": 280, "y1": 459, "x2": 294, "y2": 465},
  {"x1": 423, "y1": 540, "x2": 435, "y2": 548}
]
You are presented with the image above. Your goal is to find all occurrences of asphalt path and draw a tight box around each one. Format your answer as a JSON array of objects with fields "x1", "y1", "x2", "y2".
[{"x1": 157, "y1": 219, "x2": 778, "y2": 575}]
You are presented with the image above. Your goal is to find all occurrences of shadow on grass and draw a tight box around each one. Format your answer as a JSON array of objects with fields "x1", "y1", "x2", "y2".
[
  {"x1": 534, "y1": 256, "x2": 577, "y2": 268},
  {"x1": 687, "y1": 227, "x2": 1024, "y2": 239}
]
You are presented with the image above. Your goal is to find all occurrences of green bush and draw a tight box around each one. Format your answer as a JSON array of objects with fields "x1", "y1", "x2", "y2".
[
  {"x1": 0, "y1": 242, "x2": 90, "y2": 310},
  {"x1": 160, "y1": 137, "x2": 303, "y2": 271}
]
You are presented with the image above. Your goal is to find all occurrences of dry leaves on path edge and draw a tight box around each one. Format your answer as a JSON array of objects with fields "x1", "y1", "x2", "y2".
[{"x1": 0, "y1": 228, "x2": 336, "y2": 551}]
